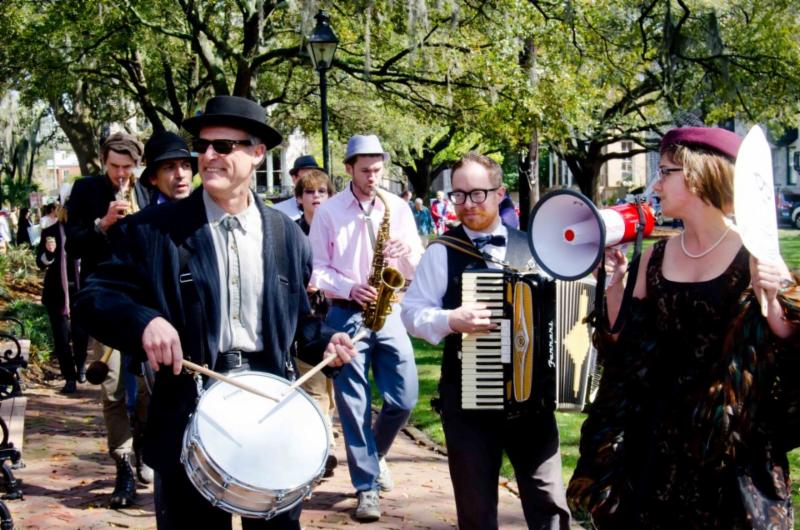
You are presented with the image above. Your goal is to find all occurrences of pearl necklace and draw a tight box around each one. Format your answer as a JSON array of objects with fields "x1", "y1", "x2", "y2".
[{"x1": 680, "y1": 225, "x2": 732, "y2": 259}]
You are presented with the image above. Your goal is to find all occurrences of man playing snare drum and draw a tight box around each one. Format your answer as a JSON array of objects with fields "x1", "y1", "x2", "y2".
[{"x1": 74, "y1": 96, "x2": 356, "y2": 530}]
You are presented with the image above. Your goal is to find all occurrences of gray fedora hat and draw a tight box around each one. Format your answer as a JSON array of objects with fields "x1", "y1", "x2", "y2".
[
  {"x1": 344, "y1": 134, "x2": 390, "y2": 164},
  {"x1": 289, "y1": 155, "x2": 323, "y2": 177},
  {"x1": 183, "y1": 96, "x2": 283, "y2": 149}
]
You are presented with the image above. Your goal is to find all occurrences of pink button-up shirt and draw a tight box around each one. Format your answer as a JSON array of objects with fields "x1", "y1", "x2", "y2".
[{"x1": 309, "y1": 187, "x2": 423, "y2": 300}]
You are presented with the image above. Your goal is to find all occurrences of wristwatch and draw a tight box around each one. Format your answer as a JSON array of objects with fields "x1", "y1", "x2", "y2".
[{"x1": 94, "y1": 217, "x2": 105, "y2": 235}]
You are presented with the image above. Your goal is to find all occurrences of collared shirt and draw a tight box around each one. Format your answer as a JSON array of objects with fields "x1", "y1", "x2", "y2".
[
  {"x1": 400, "y1": 222, "x2": 508, "y2": 345},
  {"x1": 309, "y1": 187, "x2": 423, "y2": 300},
  {"x1": 271, "y1": 197, "x2": 302, "y2": 221},
  {"x1": 203, "y1": 190, "x2": 264, "y2": 353}
]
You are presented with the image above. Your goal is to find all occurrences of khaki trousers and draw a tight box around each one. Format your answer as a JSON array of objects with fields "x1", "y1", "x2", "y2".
[
  {"x1": 296, "y1": 358, "x2": 335, "y2": 449},
  {"x1": 88, "y1": 337, "x2": 149, "y2": 460}
]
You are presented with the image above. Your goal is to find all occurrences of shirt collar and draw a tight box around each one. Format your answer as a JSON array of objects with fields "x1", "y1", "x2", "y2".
[
  {"x1": 202, "y1": 189, "x2": 260, "y2": 233},
  {"x1": 344, "y1": 184, "x2": 384, "y2": 214}
]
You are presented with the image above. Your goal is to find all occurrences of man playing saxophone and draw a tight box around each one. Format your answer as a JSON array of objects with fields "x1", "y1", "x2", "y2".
[
  {"x1": 66, "y1": 131, "x2": 150, "y2": 508},
  {"x1": 308, "y1": 134, "x2": 423, "y2": 522}
]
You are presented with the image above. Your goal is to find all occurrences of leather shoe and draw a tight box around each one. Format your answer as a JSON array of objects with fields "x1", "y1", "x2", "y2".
[
  {"x1": 323, "y1": 454, "x2": 338, "y2": 478},
  {"x1": 60, "y1": 380, "x2": 77, "y2": 394}
]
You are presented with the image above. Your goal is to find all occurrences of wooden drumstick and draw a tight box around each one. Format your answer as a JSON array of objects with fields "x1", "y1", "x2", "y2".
[
  {"x1": 181, "y1": 359, "x2": 280, "y2": 402},
  {"x1": 282, "y1": 328, "x2": 369, "y2": 398}
]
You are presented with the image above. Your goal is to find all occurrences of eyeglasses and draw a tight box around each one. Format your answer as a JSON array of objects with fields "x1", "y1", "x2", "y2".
[
  {"x1": 447, "y1": 187, "x2": 500, "y2": 205},
  {"x1": 656, "y1": 166, "x2": 683, "y2": 180},
  {"x1": 303, "y1": 188, "x2": 328, "y2": 195},
  {"x1": 192, "y1": 138, "x2": 254, "y2": 155}
]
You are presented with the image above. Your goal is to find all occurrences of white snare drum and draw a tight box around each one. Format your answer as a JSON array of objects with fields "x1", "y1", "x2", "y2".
[{"x1": 181, "y1": 371, "x2": 329, "y2": 519}]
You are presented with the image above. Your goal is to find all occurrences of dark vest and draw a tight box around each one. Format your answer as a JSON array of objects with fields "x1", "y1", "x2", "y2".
[{"x1": 439, "y1": 224, "x2": 532, "y2": 386}]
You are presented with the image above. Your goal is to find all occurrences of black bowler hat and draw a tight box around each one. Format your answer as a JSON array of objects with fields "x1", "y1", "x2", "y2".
[
  {"x1": 141, "y1": 131, "x2": 198, "y2": 183},
  {"x1": 289, "y1": 155, "x2": 323, "y2": 177},
  {"x1": 183, "y1": 96, "x2": 283, "y2": 149}
]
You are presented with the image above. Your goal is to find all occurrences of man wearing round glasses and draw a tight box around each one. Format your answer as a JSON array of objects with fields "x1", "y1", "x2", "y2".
[
  {"x1": 74, "y1": 96, "x2": 357, "y2": 529},
  {"x1": 402, "y1": 152, "x2": 571, "y2": 530}
]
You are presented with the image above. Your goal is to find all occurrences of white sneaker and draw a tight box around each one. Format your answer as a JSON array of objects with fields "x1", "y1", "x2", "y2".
[
  {"x1": 377, "y1": 457, "x2": 394, "y2": 492},
  {"x1": 355, "y1": 489, "x2": 381, "y2": 521}
]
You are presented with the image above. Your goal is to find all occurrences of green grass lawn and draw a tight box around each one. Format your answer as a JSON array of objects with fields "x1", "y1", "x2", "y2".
[{"x1": 385, "y1": 228, "x2": 800, "y2": 523}]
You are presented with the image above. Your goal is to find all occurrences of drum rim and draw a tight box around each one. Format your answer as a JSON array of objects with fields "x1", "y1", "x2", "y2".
[{"x1": 182, "y1": 437, "x2": 315, "y2": 519}]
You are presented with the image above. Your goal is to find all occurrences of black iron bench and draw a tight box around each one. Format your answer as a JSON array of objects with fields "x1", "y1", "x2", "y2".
[{"x1": 0, "y1": 316, "x2": 29, "y2": 530}]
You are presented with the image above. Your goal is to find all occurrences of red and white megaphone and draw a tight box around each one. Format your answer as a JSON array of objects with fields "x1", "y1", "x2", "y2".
[{"x1": 527, "y1": 189, "x2": 655, "y2": 280}]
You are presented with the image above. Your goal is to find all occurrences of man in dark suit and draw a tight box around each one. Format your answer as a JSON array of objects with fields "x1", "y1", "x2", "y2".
[
  {"x1": 65, "y1": 131, "x2": 149, "y2": 507},
  {"x1": 74, "y1": 96, "x2": 356, "y2": 530}
]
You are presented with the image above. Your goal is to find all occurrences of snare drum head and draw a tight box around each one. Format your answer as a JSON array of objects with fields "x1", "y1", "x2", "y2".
[{"x1": 194, "y1": 372, "x2": 328, "y2": 491}]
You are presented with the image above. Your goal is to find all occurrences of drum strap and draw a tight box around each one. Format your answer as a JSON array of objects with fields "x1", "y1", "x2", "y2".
[
  {"x1": 175, "y1": 213, "x2": 291, "y2": 376},
  {"x1": 178, "y1": 246, "x2": 208, "y2": 368}
]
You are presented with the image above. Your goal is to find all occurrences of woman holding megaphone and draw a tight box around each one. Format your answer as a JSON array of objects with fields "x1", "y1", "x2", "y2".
[{"x1": 568, "y1": 126, "x2": 799, "y2": 529}]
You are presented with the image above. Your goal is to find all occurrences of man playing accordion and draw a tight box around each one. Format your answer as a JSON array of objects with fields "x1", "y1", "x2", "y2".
[{"x1": 401, "y1": 152, "x2": 571, "y2": 530}]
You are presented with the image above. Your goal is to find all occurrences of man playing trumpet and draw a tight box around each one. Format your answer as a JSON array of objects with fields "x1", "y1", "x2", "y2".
[{"x1": 66, "y1": 131, "x2": 150, "y2": 507}]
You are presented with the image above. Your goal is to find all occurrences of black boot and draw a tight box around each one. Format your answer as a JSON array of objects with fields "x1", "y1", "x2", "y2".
[{"x1": 109, "y1": 454, "x2": 137, "y2": 508}]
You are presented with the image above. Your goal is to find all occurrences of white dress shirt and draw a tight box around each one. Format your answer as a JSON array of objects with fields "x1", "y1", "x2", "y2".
[
  {"x1": 271, "y1": 197, "x2": 302, "y2": 221},
  {"x1": 401, "y1": 222, "x2": 508, "y2": 345},
  {"x1": 203, "y1": 190, "x2": 265, "y2": 353}
]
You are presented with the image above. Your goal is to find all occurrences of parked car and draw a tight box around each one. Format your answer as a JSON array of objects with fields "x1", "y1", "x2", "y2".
[
  {"x1": 775, "y1": 187, "x2": 800, "y2": 229},
  {"x1": 648, "y1": 196, "x2": 684, "y2": 229}
]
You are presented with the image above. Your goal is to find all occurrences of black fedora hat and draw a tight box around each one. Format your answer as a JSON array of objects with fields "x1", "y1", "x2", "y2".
[
  {"x1": 141, "y1": 131, "x2": 198, "y2": 183},
  {"x1": 289, "y1": 155, "x2": 323, "y2": 177},
  {"x1": 183, "y1": 96, "x2": 283, "y2": 149}
]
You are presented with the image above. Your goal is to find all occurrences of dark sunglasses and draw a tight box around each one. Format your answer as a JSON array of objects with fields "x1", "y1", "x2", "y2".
[{"x1": 192, "y1": 138, "x2": 254, "y2": 155}]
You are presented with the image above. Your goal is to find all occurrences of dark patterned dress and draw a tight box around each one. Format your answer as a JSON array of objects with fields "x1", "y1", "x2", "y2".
[{"x1": 568, "y1": 240, "x2": 797, "y2": 529}]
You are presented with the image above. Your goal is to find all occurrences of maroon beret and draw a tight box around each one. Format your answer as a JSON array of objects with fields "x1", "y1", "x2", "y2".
[{"x1": 660, "y1": 126, "x2": 742, "y2": 161}]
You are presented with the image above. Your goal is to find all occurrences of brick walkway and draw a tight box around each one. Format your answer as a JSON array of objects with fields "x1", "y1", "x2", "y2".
[{"x1": 8, "y1": 382, "x2": 532, "y2": 529}]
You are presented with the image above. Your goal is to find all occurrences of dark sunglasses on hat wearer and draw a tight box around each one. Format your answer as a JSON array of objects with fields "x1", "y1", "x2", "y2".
[{"x1": 192, "y1": 138, "x2": 254, "y2": 155}]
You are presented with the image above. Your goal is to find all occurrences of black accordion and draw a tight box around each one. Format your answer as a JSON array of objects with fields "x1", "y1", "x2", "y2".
[{"x1": 460, "y1": 270, "x2": 597, "y2": 416}]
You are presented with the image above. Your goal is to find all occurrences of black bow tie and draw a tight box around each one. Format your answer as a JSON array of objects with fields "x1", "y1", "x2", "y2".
[{"x1": 472, "y1": 234, "x2": 506, "y2": 250}]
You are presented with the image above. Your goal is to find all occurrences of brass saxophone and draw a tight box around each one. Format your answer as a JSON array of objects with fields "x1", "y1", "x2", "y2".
[{"x1": 362, "y1": 190, "x2": 405, "y2": 332}]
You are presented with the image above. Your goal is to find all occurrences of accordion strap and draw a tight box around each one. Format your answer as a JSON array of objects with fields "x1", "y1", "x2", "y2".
[{"x1": 433, "y1": 235, "x2": 518, "y2": 271}]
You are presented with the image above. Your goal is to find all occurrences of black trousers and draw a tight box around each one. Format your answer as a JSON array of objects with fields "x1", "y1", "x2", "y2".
[
  {"x1": 46, "y1": 306, "x2": 88, "y2": 382},
  {"x1": 154, "y1": 465, "x2": 301, "y2": 530},
  {"x1": 439, "y1": 381, "x2": 572, "y2": 530}
]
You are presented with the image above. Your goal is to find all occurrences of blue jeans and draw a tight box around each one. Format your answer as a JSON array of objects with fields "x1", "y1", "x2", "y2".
[{"x1": 326, "y1": 305, "x2": 418, "y2": 492}]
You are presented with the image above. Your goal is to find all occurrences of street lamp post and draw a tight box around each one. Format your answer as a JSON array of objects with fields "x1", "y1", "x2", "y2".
[{"x1": 307, "y1": 10, "x2": 339, "y2": 176}]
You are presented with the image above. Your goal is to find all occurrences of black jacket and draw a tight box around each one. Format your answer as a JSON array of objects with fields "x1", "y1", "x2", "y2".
[
  {"x1": 36, "y1": 222, "x2": 80, "y2": 311},
  {"x1": 65, "y1": 174, "x2": 149, "y2": 282},
  {"x1": 73, "y1": 188, "x2": 336, "y2": 471}
]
